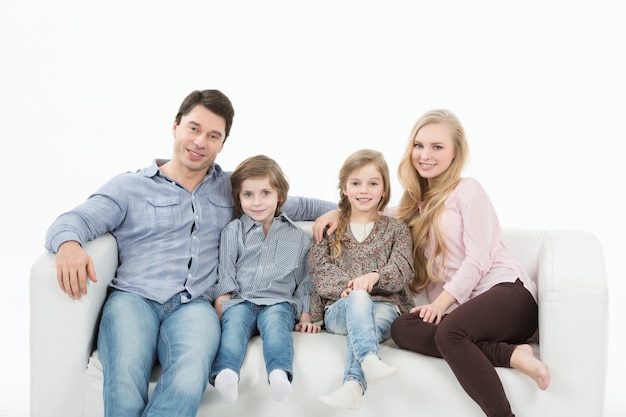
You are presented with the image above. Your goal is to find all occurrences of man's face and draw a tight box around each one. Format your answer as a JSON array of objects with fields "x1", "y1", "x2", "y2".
[{"x1": 171, "y1": 104, "x2": 226, "y2": 175}]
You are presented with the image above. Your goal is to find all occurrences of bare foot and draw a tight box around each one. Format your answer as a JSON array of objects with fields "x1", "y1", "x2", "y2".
[{"x1": 510, "y1": 344, "x2": 551, "y2": 390}]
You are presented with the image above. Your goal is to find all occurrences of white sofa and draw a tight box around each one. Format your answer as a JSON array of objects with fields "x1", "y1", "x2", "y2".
[{"x1": 30, "y1": 223, "x2": 609, "y2": 417}]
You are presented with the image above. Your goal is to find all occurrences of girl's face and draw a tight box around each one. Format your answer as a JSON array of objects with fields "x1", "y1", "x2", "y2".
[
  {"x1": 411, "y1": 122, "x2": 456, "y2": 183},
  {"x1": 239, "y1": 176, "x2": 279, "y2": 230},
  {"x1": 343, "y1": 163, "x2": 385, "y2": 218}
]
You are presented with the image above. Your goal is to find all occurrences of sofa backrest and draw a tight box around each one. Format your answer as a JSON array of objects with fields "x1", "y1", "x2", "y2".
[{"x1": 501, "y1": 228, "x2": 546, "y2": 285}]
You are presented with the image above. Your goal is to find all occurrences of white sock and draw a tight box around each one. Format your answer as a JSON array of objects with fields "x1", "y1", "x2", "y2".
[
  {"x1": 317, "y1": 380, "x2": 363, "y2": 411},
  {"x1": 269, "y1": 369, "x2": 292, "y2": 401},
  {"x1": 361, "y1": 354, "x2": 397, "y2": 384},
  {"x1": 214, "y1": 368, "x2": 239, "y2": 403}
]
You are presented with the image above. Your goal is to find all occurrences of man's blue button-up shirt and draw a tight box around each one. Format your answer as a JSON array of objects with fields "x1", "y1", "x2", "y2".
[{"x1": 45, "y1": 160, "x2": 335, "y2": 304}]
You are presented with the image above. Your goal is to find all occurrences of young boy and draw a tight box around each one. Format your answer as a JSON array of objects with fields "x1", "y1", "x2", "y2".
[{"x1": 210, "y1": 155, "x2": 321, "y2": 403}]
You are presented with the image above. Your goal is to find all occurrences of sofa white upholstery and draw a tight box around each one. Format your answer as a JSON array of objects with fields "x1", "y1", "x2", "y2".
[{"x1": 30, "y1": 222, "x2": 608, "y2": 417}]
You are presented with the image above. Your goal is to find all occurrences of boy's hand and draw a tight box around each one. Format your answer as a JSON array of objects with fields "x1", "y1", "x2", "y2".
[
  {"x1": 214, "y1": 294, "x2": 231, "y2": 319},
  {"x1": 295, "y1": 321, "x2": 321, "y2": 333},
  {"x1": 295, "y1": 312, "x2": 321, "y2": 333}
]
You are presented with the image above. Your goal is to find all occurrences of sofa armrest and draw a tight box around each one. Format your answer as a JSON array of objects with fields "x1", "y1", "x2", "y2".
[
  {"x1": 537, "y1": 230, "x2": 608, "y2": 416},
  {"x1": 30, "y1": 233, "x2": 118, "y2": 417}
]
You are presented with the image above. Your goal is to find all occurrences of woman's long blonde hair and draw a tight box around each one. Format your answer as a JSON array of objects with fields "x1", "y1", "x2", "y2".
[
  {"x1": 330, "y1": 149, "x2": 391, "y2": 259},
  {"x1": 396, "y1": 110, "x2": 469, "y2": 293}
]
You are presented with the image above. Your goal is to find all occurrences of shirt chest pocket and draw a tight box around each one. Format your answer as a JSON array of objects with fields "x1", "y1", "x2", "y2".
[
  {"x1": 145, "y1": 197, "x2": 182, "y2": 230},
  {"x1": 272, "y1": 240, "x2": 304, "y2": 271},
  {"x1": 205, "y1": 196, "x2": 235, "y2": 232}
]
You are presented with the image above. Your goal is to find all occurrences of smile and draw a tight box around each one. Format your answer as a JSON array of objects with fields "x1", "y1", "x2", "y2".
[{"x1": 186, "y1": 148, "x2": 206, "y2": 160}]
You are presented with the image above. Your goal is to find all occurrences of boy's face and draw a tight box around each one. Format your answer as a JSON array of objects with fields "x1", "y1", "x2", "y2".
[{"x1": 239, "y1": 176, "x2": 280, "y2": 229}]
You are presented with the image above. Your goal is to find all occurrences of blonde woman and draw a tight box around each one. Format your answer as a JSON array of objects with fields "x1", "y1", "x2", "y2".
[{"x1": 393, "y1": 110, "x2": 549, "y2": 417}]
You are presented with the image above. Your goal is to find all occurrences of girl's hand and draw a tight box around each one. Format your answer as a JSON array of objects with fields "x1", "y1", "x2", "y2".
[{"x1": 347, "y1": 272, "x2": 379, "y2": 293}]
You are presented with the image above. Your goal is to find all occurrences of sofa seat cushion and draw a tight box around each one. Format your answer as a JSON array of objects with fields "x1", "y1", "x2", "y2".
[{"x1": 84, "y1": 331, "x2": 541, "y2": 416}]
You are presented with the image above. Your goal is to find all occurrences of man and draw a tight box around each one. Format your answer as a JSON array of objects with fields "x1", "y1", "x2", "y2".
[{"x1": 45, "y1": 89, "x2": 335, "y2": 417}]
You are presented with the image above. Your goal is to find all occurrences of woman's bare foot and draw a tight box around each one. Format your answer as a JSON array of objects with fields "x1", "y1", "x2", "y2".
[{"x1": 510, "y1": 344, "x2": 551, "y2": 390}]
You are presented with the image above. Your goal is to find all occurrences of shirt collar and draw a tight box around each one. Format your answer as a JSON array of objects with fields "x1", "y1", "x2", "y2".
[
  {"x1": 141, "y1": 159, "x2": 224, "y2": 180},
  {"x1": 240, "y1": 212, "x2": 293, "y2": 234}
]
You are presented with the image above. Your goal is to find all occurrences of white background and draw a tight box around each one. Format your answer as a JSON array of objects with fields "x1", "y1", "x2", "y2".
[{"x1": 1, "y1": 1, "x2": 624, "y2": 415}]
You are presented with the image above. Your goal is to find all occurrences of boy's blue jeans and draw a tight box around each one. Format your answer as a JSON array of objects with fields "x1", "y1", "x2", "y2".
[
  {"x1": 211, "y1": 301, "x2": 296, "y2": 383},
  {"x1": 323, "y1": 289, "x2": 399, "y2": 391},
  {"x1": 97, "y1": 289, "x2": 220, "y2": 417}
]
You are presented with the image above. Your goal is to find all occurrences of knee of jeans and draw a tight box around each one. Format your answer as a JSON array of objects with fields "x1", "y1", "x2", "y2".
[
  {"x1": 221, "y1": 310, "x2": 248, "y2": 327},
  {"x1": 347, "y1": 289, "x2": 372, "y2": 305},
  {"x1": 169, "y1": 367, "x2": 209, "y2": 398},
  {"x1": 259, "y1": 303, "x2": 293, "y2": 325}
]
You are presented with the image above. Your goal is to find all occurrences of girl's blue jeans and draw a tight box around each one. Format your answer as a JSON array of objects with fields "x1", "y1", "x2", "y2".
[{"x1": 323, "y1": 289, "x2": 399, "y2": 391}]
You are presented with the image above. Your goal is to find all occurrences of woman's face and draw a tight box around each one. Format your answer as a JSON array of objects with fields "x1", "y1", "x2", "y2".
[{"x1": 411, "y1": 122, "x2": 456, "y2": 183}]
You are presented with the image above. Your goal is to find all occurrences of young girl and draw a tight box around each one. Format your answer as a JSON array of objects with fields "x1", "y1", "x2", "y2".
[
  {"x1": 389, "y1": 109, "x2": 550, "y2": 417},
  {"x1": 308, "y1": 149, "x2": 414, "y2": 411},
  {"x1": 210, "y1": 155, "x2": 321, "y2": 404}
]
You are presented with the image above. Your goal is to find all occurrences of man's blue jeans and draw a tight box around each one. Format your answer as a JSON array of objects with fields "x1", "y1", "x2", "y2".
[
  {"x1": 323, "y1": 289, "x2": 399, "y2": 391},
  {"x1": 97, "y1": 289, "x2": 220, "y2": 417},
  {"x1": 211, "y1": 301, "x2": 296, "y2": 383}
]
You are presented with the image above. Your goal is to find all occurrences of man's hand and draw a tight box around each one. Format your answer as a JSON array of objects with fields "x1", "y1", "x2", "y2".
[
  {"x1": 55, "y1": 241, "x2": 97, "y2": 299},
  {"x1": 312, "y1": 210, "x2": 340, "y2": 244}
]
